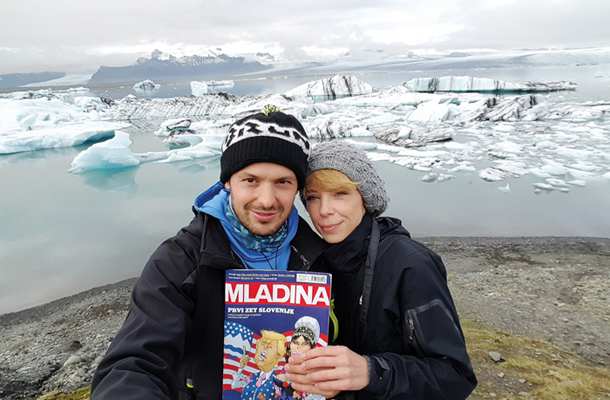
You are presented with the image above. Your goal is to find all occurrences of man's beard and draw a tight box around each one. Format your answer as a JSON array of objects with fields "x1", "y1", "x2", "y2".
[{"x1": 233, "y1": 202, "x2": 287, "y2": 236}]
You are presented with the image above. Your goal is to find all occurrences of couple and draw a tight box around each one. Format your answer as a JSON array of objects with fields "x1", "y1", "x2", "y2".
[{"x1": 91, "y1": 107, "x2": 477, "y2": 400}]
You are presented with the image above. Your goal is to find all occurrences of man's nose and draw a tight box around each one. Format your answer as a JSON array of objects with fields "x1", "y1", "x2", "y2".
[{"x1": 257, "y1": 183, "x2": 276, "y2": 207}]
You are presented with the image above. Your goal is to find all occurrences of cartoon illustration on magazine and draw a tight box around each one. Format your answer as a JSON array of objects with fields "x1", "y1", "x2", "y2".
[
  {"x1": 231, "y1": 330, "x2": 286, "y2": 400},
  {"x1": 274, "y1": 316, "x2": 325, "y2": 400}
]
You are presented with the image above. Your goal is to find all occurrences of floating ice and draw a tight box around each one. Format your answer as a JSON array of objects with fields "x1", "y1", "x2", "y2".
[
  {"x1": 497, "y1": 183, "x2": 511, "y2": 194},
  {"x1": 421, "y1": 173, "x2": 438, "y2": 182},
  {"x1": 68, "y1": 131, "x2": 140, "y2": 173},
  {"x1": 68, "y1": 131, "x2": 222, "y2": 173},
  {"x1": 479, "y1": 161, "x2": 529, "y2": 181},
  {"x1": 133, "y1": 79, "x2": 159, "y2": 90},
  {"x1": 0, "y1": 121, "x2": 126, "y2": 154},
  {"x1": 191, "y1": 80, "x2": 235, "y2": 96},
  {"x1": 405, "y1": 76, "x2": 576, "y2": 93},
  {"x1": 532, "y1": 182, "x2": 570, "y2": 193},
  {"x1": 190, "y1": 81, "x2": 208, "y2": 96},
  {"x1": 1, "y1": 74, "x2": 608, "y2": 192},
  {"x1": 285, "y1": 75, "x2": 373, "y2": 100}
]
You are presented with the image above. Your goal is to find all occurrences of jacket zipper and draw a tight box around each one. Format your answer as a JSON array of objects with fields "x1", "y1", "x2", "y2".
[{"x1": 407, "y1": 311, "x2": 424, "y2": 356}]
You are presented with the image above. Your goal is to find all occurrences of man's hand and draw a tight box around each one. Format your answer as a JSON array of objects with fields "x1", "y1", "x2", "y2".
[
  {"x1": 239, "y1": 346, "x2": 250, "y2": 370},
  {"x1": 284, "y1": 345, "x2": 369, "y2": 397}
]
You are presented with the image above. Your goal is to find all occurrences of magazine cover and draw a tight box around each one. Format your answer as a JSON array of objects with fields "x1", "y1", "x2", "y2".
[{"x1": 222, "y1": 269, "x2": 332, "y2": 400}]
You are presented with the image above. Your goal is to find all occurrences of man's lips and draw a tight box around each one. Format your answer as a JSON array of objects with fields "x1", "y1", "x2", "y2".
[{"x1": 251, "y1": 211, "x2": 278, "y2": 222}]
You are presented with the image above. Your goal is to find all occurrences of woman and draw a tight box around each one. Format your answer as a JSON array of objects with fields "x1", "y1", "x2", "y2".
[{"x1": 285, "y1": 141, "x2": 477, "y2": 400}]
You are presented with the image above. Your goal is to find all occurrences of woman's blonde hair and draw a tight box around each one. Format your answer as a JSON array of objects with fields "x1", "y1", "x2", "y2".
[{"x1": 305, "y1": 169, "x2": 361, "y2": 194}]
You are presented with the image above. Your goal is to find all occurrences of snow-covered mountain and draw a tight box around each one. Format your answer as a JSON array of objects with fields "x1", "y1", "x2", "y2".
[
  {"x1": 0, "y1": 71, "x2": 66, "y2": 89},
  {"x1": 3, "y1": 47, "x2": 610, "y2": 89},
  {"x1": 88, "y1": 49, "x2": 271, "y2": 84}
]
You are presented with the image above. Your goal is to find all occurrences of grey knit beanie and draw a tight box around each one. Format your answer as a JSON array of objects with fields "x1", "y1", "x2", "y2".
[{"x1": 306, "y1": 141, "x2": 389, "y2": 217}]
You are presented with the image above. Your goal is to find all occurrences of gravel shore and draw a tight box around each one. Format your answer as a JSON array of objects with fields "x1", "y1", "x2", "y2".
[{"x1": 1, "y1": 236, "x2": 609, "y2": 399}]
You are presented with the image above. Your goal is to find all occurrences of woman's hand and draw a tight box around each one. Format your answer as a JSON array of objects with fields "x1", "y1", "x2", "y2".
[{"x1": 284, "y1": 345, "x2": 369, "y2": 397}]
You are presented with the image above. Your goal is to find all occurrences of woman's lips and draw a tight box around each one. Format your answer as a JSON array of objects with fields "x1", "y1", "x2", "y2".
[{"x1": 320, "y1": 222, "x2": 341, "y2": 233}]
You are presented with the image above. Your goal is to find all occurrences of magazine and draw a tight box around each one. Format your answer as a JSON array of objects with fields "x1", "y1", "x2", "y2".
[{"x1": 222, "y1": 269, "x2": 332, "y2": 400}]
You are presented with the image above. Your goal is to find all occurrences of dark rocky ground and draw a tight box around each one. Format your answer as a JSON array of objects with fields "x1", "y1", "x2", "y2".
[{"x1": 1, "y1": 236, "x2": 609, "y2": 399}]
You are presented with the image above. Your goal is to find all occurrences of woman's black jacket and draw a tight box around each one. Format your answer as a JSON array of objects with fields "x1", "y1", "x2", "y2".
[{"x1": 327, "y1": 214, "x2": 477, "y2": 400}]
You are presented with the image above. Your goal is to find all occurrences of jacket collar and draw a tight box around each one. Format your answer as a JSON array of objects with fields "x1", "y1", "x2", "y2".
[
  {"x1": 195, "y1": 211, "x2": 327, "y2": 272},
  {"x1": 323, "y1": 214, "x2": 411, "y2": 274}
]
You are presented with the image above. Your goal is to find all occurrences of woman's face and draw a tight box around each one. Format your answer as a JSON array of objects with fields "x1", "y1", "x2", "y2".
[
  {"x1": 305, "y1": 186, "x2": 366, "y2": 243},
  {"x1": 289, "y1": 335, "x2": 314, "y2": 356}
]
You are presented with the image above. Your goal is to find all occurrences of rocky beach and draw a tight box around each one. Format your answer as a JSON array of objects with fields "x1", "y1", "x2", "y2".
[{"x1": 1, "y1": 236, "x2": 609, "y2": 399}]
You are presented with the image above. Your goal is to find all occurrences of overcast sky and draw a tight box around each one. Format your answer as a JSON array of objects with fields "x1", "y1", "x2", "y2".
[{"x1": 1, "y1": 0, "x2": 609, "y2": 75}]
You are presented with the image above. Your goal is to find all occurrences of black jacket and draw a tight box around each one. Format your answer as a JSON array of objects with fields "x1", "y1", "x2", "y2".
[
  {"x1": 91, "y1": 211, "x2": 327, "y2": 400},
  {"x1": 327, "y1": 214, "x2": 477, "y2": 400}
]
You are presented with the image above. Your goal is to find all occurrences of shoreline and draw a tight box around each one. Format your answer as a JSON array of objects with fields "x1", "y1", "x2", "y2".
[{"x1": 1, "y1": 236, "x2": 609, "y2": 399}]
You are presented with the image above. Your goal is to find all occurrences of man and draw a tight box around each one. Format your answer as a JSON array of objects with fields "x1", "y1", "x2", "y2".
[
  {"x1": 231, "y1": 330, "x2": 287, "y2": 400},
  {"x1": 91, "y1": 106, "x2": 327, "y2": 400}
]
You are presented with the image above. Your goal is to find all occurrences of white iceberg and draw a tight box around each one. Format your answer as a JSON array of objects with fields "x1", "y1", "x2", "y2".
[
  {"x1": 68, "y1": 131, "x2": 140, "y2": 173},
  {"x1": 285, "y1": 75, "x2": 373, "y2": 100},
  {"x1": 68, "y1": 131, "x2": 222, "y2": 173},
  {"x1": 133, "y1": 79, "x2": 159, "y2": 90},
  {"x1": 190, "y1": 80, "x2": 235, "y2": 96},
  {"x1": 405, "y1": 76, "x2": 576, "y2": 93},
  {"x1": 0, "y1": 121, "x2": 127, "y2": 154}
]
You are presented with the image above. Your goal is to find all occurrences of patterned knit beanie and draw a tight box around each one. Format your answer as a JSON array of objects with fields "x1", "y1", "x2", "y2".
[
  {"x1": 307, "y1": 141, "x2": 389, "y2": 217},
  {"x1": 221, "y1": 105, "x2": 310, "y2": 189}
]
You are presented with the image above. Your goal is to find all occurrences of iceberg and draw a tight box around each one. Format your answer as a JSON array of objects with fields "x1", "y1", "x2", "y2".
[
  {"x1": 405, "y1": 76, "x2": 577, "y2": 93},
  {"x1": 191, "y1": 80, "x2": 235, "y2": 96},
  {"x1": 68, "y1": 131, "x2": 140, "y2": 173},
  {"x1": 111, "y1": 92, "x2": 245, "y2": 120},
  {"x1": 68, "y1": 130, "x2": 222, "y2": 173},
  {"x1": 285, "y1": 75, "x2": 373, "y2": 100},
  {"x1": 0, "y1": 122, "x2": 124, "y2": 154},
  {"x1": 133, "y1": 79, "x2": 159, "y2": 90},
  {"x1": 374, "y1": 127, "x2": 452, "y2": 148},
  {"x1": 0, "y1": 94, "x2": 128, "y2": 154},
  {"x1": 2, "y1": 74, "x2": 608, "y2": 189}
]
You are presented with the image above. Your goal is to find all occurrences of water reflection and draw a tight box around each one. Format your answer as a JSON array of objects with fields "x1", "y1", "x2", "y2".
[{"x1": 78, "y1": 167, "x2": 138, "y2": 195}]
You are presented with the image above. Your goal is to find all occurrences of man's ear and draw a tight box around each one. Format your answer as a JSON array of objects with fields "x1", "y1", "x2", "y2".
[{"x1": 224, "y1": 181, "x2": 231, "y2": 190}]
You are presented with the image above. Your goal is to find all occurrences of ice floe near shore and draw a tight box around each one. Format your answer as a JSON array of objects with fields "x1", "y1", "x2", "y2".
[{"x1": 0, "y1": 95, "x2": 127, "y2": 154}]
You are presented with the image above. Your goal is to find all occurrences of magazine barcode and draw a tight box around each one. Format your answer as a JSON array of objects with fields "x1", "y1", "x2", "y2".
[{"x1": 296, "y1": 273, "x2": 327, "y2": 284}]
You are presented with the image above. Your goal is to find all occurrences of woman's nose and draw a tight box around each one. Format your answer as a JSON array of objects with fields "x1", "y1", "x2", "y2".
[{"x1": 319, "y1": 197, "x2": 334, "y2": 216}]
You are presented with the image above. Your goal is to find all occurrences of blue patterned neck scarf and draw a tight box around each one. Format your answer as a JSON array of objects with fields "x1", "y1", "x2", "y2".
[{"x1": 225, "y1": 195, "x2": 289, "y2": 252}]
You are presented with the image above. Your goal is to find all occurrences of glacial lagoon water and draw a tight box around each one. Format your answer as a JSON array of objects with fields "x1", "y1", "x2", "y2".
[{"x1": 1, "y1": 64, "x2": 609, "y2": 313}]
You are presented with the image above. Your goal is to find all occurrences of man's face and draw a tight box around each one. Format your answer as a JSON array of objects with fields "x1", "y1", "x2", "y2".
[
  {"x1": 254, "y1": 337, "x2": 283, "y2": 372},
  {"x1": 225, "y1": 162, "x2": 298, "y2": 236}
]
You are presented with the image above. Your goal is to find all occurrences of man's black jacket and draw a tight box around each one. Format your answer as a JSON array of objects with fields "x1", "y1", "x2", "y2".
[{"x1": 91, "y1": 211, "x2": 327, "y2": 400}]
